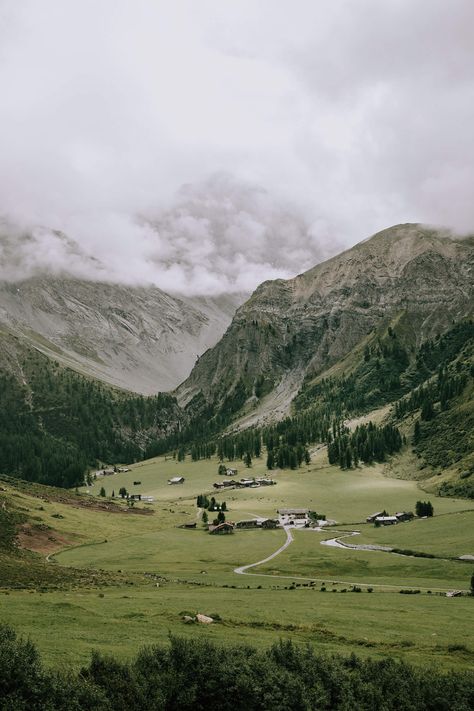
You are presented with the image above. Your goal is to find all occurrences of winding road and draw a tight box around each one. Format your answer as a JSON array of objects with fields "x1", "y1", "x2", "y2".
[
  {"x1": 234, "y1": 526, "x2": 294, "y2": 575},
  {"x1": 233, "y1": 526, "x2": 459, "y2": 592}
]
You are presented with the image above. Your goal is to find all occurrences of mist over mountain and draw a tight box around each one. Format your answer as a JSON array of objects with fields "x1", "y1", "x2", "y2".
[{"x1": 0, "y1": 175, "x2": 333, "y2": 297}]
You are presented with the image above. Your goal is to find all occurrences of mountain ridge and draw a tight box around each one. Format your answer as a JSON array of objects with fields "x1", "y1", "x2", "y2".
[{"x1": 176, "y1": 224, "x2": 474, "y2": 423}]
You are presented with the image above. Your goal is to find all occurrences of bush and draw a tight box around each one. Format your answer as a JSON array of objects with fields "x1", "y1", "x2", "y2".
[{"x1": 1, "y1": 625, "x2": 474, "y2": 710}]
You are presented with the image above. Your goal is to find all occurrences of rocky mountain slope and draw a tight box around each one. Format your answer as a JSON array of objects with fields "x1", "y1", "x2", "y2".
[
  {"x1": 177, "y1": 224, "x2": 474, "y2": 423},
  {"x1": 0, "y1": 277, "x2": 243, "y2": 393}
]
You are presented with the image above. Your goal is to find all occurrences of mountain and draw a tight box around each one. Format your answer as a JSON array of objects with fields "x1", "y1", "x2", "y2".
[
  {"x1": 176, "y1": 224, "x2": 474, "y2": 425},
  {"x1": 0, "y1": 277, "x2": 243, "y2": 393}
]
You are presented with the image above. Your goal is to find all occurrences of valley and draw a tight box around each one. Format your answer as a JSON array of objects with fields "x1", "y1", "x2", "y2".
[
  {"x1": 0, "y1": 223, "x2": 473, "y2": 704},
  {"x1": 1, "y1": 443, "x2": 473, "y2": 672}
]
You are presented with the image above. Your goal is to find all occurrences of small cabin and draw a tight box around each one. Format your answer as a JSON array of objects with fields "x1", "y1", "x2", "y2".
[{"x1": 168, "y1": 476, "x2": 185, "y2": 485}]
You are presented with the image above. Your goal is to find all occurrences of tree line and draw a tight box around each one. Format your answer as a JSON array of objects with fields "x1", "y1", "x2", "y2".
[{"x1": 328, "y1": 422, "x2": 403, "y2": 469}]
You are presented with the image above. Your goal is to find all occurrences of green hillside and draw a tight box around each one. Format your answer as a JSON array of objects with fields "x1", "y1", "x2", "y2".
[{"x1": 0, "y1": 333, "x2": 181, "y2": 488}]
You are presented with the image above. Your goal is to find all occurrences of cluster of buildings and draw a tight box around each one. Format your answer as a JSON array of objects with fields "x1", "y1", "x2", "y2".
[
  {"x1": 213, "y1": 477, "x2": 276, "y2": 491},
  {"x1": 207, "y1": 517, "x2": 280, "y2": 534},
  {"x1": 207, "y1": 508, "x2": 315, "y2": 534},
  {"x1": 94, "y1": 466, "x2": 130, "y2": 477},
  {"x1": 366, "y1": 511, "x2": 414, "y2": 526}
]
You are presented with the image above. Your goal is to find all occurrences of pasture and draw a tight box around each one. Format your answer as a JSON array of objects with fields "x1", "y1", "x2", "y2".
[{"x1": 1, "y1": 447, "x2": 473, "y2": 671}]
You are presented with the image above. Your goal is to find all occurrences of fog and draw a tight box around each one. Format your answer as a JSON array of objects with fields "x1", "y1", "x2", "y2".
[{"x1": 0, "y1": 1, "x2": 472, "y2": 294}]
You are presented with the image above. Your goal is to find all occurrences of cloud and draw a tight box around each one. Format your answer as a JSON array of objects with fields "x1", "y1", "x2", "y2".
[{"x1": 0, "y1": 1, "x2": 472, "y2": 294}]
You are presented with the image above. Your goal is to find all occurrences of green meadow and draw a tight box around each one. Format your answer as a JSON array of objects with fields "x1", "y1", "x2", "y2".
[{"x1": 1, "y1": 447, "x2": 473, "y2": 671}]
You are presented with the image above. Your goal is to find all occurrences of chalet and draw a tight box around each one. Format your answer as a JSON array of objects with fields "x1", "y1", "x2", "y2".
[
  {"x1": 168, "y1": 476, "x2": 185, "y2": 485},
  {"x1": 208, "y1": 522, "x2": 234, "y2": 535},
  {"x1": 255, "y1": 478, "x2": 276, "y2": 486},
  {"x1": 395, "y1": 511, "x2": 414, "y2": 522},
  {"x1": 374, "y1": 515, "x2": 398, "y2": 526},
  {"x1": 182, "y1": 522, "x2": 197, "y2": 529},
  {"x1": 446, "y1": 590, "x2": 463, "y2": 598},
  {"x1": 366, "y1": 512, "x2": 384, "y2": 523},
  {"x1": 118, "y1": 467, "x2": 130, "y2": 472},
  {"x1": 141, "y1": 496, "x2": 154, "y2": 503},
  {"x1": 235, "y1": 519, "x2": 260, "y2": 529},
  {"x1": 278, "y1": 508, "x2": 309, "y2": 519},
  {"x1": 238, "y1": 478, "x2": 256, "y2": 488},
  {"x1": 213, "y1": 479, "x2": 238, "y2": 490},
  {"x1": 226, "y1": 468, "x2": 238, "y2": 477},
  {"x1": 261, "y1": 519, "x2": 280, "y2": 529}
]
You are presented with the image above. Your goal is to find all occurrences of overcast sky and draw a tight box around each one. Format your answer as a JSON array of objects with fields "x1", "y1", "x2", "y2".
[{"x1": 0, "y1": 0, "x2": 473, "y2": 294}]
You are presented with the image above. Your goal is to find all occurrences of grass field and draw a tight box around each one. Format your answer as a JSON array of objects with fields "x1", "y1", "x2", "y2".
[
  {"x1": 1, "y1": 447, "x2": 474, "y2": 671},
  {"x1": 84, "y1": 447, "x2": 473, "y2": 524},
  {"x1": 2, "y1": 581, "x2": 473, "y2": 671}
]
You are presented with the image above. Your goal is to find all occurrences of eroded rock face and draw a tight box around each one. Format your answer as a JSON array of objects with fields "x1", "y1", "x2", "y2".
[
  {"x1": 177, "y1": 225, "x2": 474, "y2": 419},
  {"x1": 0, "y1": 276, "x2": 243, "y2": 393}
]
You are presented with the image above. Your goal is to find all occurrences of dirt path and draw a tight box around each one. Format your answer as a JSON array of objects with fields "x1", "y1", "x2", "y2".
[{"x1": 234, "y1": 526, "x2": 294, "y2": 574}]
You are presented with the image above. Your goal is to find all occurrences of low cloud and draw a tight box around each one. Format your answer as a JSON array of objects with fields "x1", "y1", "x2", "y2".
[
  {"x1": 0, "y1": 175, "x2": 336, "y2": 295},
  {"x1": 0, "y1": 1, "x2": 472, "y2": 294}
]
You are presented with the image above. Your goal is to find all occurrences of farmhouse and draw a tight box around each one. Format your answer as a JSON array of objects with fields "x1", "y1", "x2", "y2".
[
  {"x1": 168, "y1": 476, "x2": 185, "y2": 485},
  {"x1": 278, "y1": 508, "x2": 309, "y2": 519},
  {"x1": 235, "y1": 519, "x2": 260, "y2": 529},
  {"x1": 208, "y1": 522, "x2": 234, "y2": 535},
  {"x1": 395, "y1": 511, "x2": 414, "y2": 522},
  {"x1": 261, "y1": 518, "x2": 280, "y2": 529},
  {"x1": 238, "y1": 478, "x2": 256, "y2": 488},
  {"x1": 366, "y1": 512, "x2": 384, "y2": 523},
  {"x1": 375, "y1": 515, "x2": 398, "y2": 526},
  {"x1": 213, "y1": 479, "x2": 238, "y2": 490}
]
